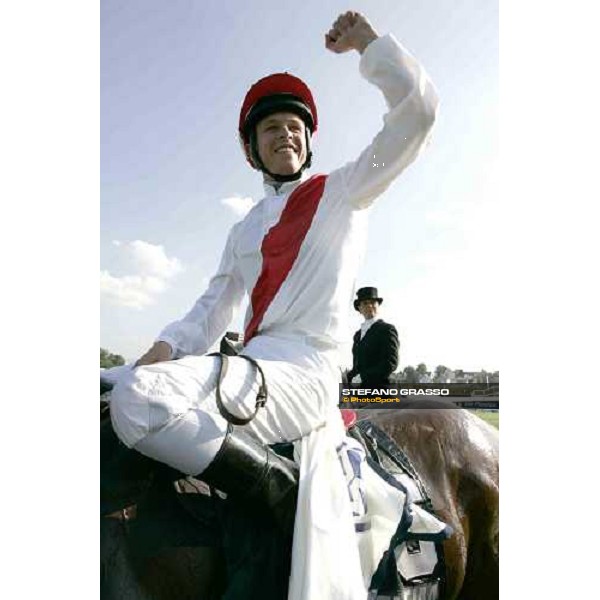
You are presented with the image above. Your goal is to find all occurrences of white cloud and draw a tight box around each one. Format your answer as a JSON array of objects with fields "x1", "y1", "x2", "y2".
[
  {"x1": 112, "y1": 240, "x2": 182, "y2": 278},
  {"x1": 101, "y1": 240, "x2": 183, "y2": 309},
  {"x1": 100, "y1": 272, "x2": 166, "y2": 309},
  {"x1": 220, "y1": 195, "x2": 255, "y2": 218}
]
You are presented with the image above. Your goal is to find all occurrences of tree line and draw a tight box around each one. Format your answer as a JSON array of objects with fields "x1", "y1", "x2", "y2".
[
  {"x1": 100, "y1": 348, "x2": 125, "y2": 369},
  {"x1": 396, "y1": 364, "x2": 496, "y2": 384}
]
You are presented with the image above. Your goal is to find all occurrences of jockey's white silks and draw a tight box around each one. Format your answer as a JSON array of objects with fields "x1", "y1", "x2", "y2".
[{"x1": 108, "y1": 33, "x2": 439, "y2": 600}]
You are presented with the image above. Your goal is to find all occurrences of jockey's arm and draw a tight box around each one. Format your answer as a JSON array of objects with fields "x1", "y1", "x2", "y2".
[
  {"x1": 136, "y1": 224, "x2": 246, "y2": 365},
  {"x1": 329, "y1": 15, "x2": 439, "y2": 211}
]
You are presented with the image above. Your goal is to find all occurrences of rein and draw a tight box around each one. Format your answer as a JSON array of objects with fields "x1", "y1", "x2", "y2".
[{"x1": 207, "y1": 352, "x2": 268, "y2": 426}]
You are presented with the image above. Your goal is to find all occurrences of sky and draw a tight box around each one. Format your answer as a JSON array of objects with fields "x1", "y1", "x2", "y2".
[{"x1": 101, "y1": 0, "x2": 498, "y2": 371}]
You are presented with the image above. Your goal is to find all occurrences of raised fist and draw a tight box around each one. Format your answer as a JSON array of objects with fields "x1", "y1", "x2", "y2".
[{"x1": 325, "y1": 11, "x2": 379, "y2": 55}]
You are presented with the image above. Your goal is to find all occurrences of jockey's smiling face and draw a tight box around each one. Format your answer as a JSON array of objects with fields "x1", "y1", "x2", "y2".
[
  {"x1": 255, "y1": 112, "x2": 308, "y2": 177},
  {"x1": 358, "y1": 299, "x2": 379, "y2": 320}
]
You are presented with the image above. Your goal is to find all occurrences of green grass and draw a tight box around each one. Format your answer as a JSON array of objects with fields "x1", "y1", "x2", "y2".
[{"x1": 470, "y1": 410, "x2": 499, "y2": 429}]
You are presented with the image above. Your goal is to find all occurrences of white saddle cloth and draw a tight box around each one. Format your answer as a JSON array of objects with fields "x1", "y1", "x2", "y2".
[{"x1": 289, "y1": 424, "x2": 449, "y2": 600}]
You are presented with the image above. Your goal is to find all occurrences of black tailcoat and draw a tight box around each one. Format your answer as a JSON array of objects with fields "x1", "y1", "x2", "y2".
[{"x1": 348, "y1": 319, "x2": 399, "y2": 387}]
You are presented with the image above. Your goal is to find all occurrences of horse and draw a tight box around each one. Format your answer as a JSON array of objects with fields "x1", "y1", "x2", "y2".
[{"x1": 101, "y1": 401, "x2": 499, "y2": 600}]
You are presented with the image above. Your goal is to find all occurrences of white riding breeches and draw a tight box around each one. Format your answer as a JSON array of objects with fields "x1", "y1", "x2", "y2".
[{"x1": 109, "y1": 334, "x2": 343, "y2": 475}]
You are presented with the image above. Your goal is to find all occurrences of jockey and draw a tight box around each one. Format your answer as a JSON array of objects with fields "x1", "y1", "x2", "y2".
[{"x1": 104, "y1": 10, "x2": 439, "y2": 599}]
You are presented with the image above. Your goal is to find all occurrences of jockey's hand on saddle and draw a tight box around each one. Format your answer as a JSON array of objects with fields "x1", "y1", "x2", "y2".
[
  {"x1": 135, "y1": 341, "x2": 173, "y2": 367},
  {"x1": 325, "y1": 10, "x2": 379, "y2": 55}
]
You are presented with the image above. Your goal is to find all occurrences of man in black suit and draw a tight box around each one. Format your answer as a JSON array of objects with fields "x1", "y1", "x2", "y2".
[{"x1": 347, "y1": 287, "x2": 399, "y2": 387}]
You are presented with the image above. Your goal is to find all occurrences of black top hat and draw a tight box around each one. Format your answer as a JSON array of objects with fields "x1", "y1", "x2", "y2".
[{"x1": 353, "y1": 287, "x2": 383, "y2": 311}]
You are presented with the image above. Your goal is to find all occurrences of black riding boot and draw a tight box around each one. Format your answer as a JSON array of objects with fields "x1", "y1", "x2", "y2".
[{"x1": 200, "y1": 427, "x2": 299, "y2": 535}]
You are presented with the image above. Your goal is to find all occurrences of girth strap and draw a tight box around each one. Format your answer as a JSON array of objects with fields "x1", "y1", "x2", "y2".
[{"x1": 207, "y1": 352, "x2": 268, "y2": 426}]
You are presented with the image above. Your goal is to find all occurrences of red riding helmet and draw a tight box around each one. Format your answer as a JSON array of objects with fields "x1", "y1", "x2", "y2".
[
  {"x1": 239, "y1": 72, "x2": 318, "y2": 142},
  {"x1": 238, "y1": 73, "x2": 318, "y2": 178}
]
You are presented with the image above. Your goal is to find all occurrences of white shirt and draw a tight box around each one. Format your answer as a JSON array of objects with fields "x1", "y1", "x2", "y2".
[{"x1": 360, "y1": 317, "x2": 378, "y2": 340}]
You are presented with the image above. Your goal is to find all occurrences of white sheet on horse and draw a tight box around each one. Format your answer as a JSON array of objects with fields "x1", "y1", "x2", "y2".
[{"x1": 290, "y1": 422, "x2": 412, "y2": 599}]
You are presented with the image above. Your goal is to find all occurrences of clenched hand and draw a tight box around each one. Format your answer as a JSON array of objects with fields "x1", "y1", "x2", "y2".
[{"x1": 325, "y1": 11, "x2": 379, "y2": 55}]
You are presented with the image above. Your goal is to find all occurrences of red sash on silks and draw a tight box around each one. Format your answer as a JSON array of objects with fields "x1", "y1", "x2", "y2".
[{"x1": 244, "y1": 174, "x2": 327, "y2": 344}]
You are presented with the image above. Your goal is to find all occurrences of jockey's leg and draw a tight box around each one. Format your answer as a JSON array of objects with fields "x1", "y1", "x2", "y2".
[
  {"x1": 200, "y1": 424, "x2": 299, "y2": 534},
  {"x1": 108, "y1": 354, "x2": 331, "y2": 533}
]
